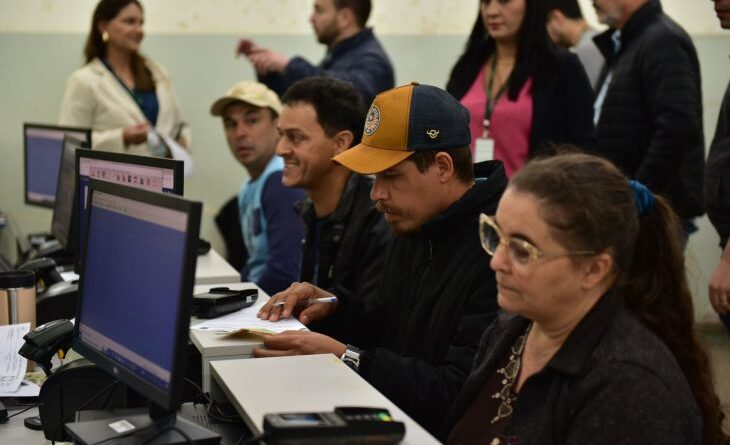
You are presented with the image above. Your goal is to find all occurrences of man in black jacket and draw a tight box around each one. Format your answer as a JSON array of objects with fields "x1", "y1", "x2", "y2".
[
  {"x1": 592, "y1": 0, "x2": 704, "y2": 237},
  {"x1": 236, "y1": 0, "x2": 394, "y2": 107},
  {"x1": 705, "y1": 0, "x2": 730, "y2": 332},
  {"x1": 275, "y1": 77, "x2": 390, "y2": 341},
  {"x1": 257, "y1": 82, "x2": 506, "y2": 439}
]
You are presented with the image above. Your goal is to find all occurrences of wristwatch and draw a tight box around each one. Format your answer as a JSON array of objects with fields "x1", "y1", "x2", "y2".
[{"x1": 340, "y1": 344, "x2": 362, "y2": 372}]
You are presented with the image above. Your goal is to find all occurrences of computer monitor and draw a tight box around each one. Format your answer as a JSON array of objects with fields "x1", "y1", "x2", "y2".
[
  {"x1": 68, "y1": 179, "x2": 216, "y2": 444},
  {"x1": 75, "y1": 149, "x2": 184, "y2": 269},
  {"x1": 50, "y1": 135, "x2": 86, "y2": 250},
  {"x1": 24, "y1": 123, "x2": 91, "y2": 208}
]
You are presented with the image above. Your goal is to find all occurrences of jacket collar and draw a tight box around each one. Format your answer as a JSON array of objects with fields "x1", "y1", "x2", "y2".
[
  {"x1": 295, "y1": 173, "x2": 360, "y2": 224},
  {"x1": 544, "y1": 290, "x2": 623, "y2": 375},
  {"x1": 421, "y1": 160, "x2": 507, "y2": 242},
  {"x1": 593, "y1": 0, "x2": 662, "y2": 61},
  {"x1": 328, "y1": 28, "x2": 373, "y2": 59}
]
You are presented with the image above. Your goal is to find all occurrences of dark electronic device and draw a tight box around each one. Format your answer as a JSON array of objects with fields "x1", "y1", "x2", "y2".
[
  {"x1": 24, "y1": 123, "x2": 91, "y2": 209},
  {"x1": 17, "y1": 257, "x2": 64, "y2": 293},
  {"x1": 197, "y1": 238, "x2": 211, "y2": 256},
  {"x1": 191, "y1": 287, "x2": 257, "y2": 319},
  {"x1": 36, "y1": 281, "x2": 78, "y2": 326},
  {"x1": 74, "y1": 148, "x2": 184, "y2": 272},
  {"x1": 19, "y1": 319, "x2": 74, "y2": 376},
  {"x1": 0, "y1": 400, "x2": 7, "y2": 424},
  {"x1": 64, "y1": 179, "x2": 219, "y2": 444},
  {"x1": 263, "y1": 407, "x2": 406, "y2": 445}
]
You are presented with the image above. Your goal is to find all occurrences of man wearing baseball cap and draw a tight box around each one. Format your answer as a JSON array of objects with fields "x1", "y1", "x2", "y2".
[
  {"x1": 210, "y1": 80, "x2": 304, "y2": 295},
  {"x1": 256, "y1": 82, "x2": 507, "y2": 438}
]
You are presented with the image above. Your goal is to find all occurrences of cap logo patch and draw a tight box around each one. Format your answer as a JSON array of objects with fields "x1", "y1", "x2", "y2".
[
  {"x1": 426, "y1": 129, "x2": 440, "y2": 140},
  {"x1": 364, "y1": 105, "x2": 381, "y2": 136}
]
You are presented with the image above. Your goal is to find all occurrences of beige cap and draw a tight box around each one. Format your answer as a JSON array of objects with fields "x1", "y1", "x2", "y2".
[{"x1": 210, "y1": 80, "x2": 283, "y2": 116}]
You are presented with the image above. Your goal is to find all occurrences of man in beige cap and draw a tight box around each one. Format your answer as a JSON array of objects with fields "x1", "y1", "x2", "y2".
[{"x1": 210, "y1": 80, "x2": 304, "y2": 295}]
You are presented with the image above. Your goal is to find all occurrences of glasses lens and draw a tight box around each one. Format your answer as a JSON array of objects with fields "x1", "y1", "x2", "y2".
[
  {"x1": 480, "y1": 218, "x2": 501, "y2": 255},
  {"x1": 508, "y1": 240, "x2": 533, "y2": 265}
]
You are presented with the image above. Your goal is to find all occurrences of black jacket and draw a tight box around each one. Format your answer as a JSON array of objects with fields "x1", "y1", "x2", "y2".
[
  {"x1": 705, "y1": 79, "x2": 730, "y2": 247},
  {"x1": 296, "y1": 174, "x2": 391, "y2": 340},
  {"x1": 446, "y1": 47, "x2": 596, "y2": 155},
  {"x1": 259, "y1": 28, "x2": 394, "y2": 107},
  {"x1": 445, "y1": 293, "x2": 702, "y2": 445},
  {"x1": 333, "y1": 161, "x2": 507, "y2": 439},
  {"x1": 593, "y1": 0, "x2": 704, "y2": 219}
]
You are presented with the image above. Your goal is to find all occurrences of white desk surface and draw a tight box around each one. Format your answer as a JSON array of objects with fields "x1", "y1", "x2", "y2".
[
  {"x1": 194, "y1": 248, "x2": 241, "y2": 285},
  {"x1": 210, "y1": 354, "x2": 442, "y2": 445},
  {"x1": 189, "y1": 282, "x2": 269, "y2": 391}
]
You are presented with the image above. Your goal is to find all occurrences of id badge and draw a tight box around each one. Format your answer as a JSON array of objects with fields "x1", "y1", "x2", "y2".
[{"x1": 474, "y1": 137, "x2": 495, "y2": 163}]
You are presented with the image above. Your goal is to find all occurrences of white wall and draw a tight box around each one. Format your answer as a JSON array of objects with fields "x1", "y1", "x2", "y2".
[{"x1": 0, "y1": 0, "x2": 724, "y2": 35}]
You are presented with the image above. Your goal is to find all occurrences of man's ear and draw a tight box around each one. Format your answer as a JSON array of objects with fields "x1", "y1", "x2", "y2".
[
  {"x1": 336, "y1": 7, "x2": 355, "y2": 29},
  {"x1": 331, "y1": 130, "x2": 354, "y2": 156},
  {"x1": 433, "y1": 151, "x2": 456, "y2": 183}
]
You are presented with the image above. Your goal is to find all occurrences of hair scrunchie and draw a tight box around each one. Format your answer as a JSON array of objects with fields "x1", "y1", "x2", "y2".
[{"x1": 629, "y1": 180, "x2": 655, "y2": 216}]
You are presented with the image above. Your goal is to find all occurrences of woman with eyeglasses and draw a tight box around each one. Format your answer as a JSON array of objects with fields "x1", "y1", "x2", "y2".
[
  {"x1": 444, "y1": 153, "x2": 728, "y2": 445},
  {"x1": 59, "y1": 0, "x2": 190, "y2": 156}
]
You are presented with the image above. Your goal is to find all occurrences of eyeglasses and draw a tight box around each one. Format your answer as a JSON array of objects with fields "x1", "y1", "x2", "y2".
[{"x1": 479, "y1": 213, "x2": 596, "y2": 273}]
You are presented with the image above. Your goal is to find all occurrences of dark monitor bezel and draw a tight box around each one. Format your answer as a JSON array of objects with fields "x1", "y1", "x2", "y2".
[
  {"x1": 50, "y1": 135, "x2": 88, "y2": 249},
  {"x1": 72, "y1": 178, "x2": 201, "y2": 412},
  {"x1": 24, "y1": 122, "x2": 91, "y2": 209},
  {"x1": 74, "y1": 149, "x2": 184, "y2": 270}
]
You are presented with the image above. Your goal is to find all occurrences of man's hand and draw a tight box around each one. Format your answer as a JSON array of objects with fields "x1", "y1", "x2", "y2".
[
  {"x1": 258, "y1": 282, "x2": 338, "y2": 324},
  {"x1": 122, "y1": 123, "x2": 149, "y2": 146},
  {"x1": 235, "y1": 38, "x2": 258, "y2": 57},
  {"x1": 709, "y1": 253, "x2": 730, "y2": 315},
  {"x1": 253, "y1": 330, "x2": 346, "y2": 358},
  {"x1": 246, "y1": 49, "x2": 289, "y2": 75}
]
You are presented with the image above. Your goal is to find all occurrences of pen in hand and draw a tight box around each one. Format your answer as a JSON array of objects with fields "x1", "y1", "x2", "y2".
[{"x1": 272, "y1": 296, "x2": 337, "y2": 308}]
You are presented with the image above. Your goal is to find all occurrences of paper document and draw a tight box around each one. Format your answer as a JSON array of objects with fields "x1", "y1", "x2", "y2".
[
  {"x1": 162, "y1": 134, "x2": 194, "y2": 176},
  {"x1": 191, "y1": 298, "x2": 306, "y2": 334},
  {"x1": 0, "y1": 379, "x2": 41, "y2": 398},
  {"x1": 0, "y1": 323, "x2": 31, "y2": 393}
]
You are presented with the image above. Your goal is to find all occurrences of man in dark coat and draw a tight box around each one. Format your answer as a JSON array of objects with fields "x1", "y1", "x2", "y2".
[
  {"x1": 237, "y1": 0, "x2": 394, "y2": 107},
  {"x1": 256, "y1": 82, "x2": 506, "y2": 439},
  {"x1": 591, "y1": 0, "x2": 704, "y2": 236}
]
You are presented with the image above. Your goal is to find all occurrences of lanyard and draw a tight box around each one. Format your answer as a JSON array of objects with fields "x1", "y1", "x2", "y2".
[
  {"x1": 101, "y1": 59, "x2": 145, "y2": 109},
  {"x1": 483, "y1": 55, "x2": 507, "y2": 136}
]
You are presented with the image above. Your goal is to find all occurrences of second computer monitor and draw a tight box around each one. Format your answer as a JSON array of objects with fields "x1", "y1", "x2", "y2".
[
  {"x1": 24, "y1": 123, "x2": 91, "y2": 208},
  {"x1": 51, "y1": 135, "x2": 86, "y2": 250},
  {"x1": 75, "y1": 149, "x2": 184, "y2": 269}
]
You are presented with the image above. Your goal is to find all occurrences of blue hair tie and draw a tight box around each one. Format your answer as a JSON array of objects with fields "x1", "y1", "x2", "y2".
[{"x1": 629, "y1": 180, "x2": 655, "y2": 216}]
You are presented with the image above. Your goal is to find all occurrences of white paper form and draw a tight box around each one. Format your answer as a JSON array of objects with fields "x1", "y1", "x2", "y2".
[
  {"x1": 190, "y1": 298, "x2": 306, "y2": 334},
  {"x1": 162, "y1": 134, "x2": 194, "y2": 176},
  {"x1": 0, "y1": 323, "x2": 31, "y2": 393}
]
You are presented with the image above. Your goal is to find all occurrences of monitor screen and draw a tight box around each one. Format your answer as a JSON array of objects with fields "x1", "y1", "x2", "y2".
[
  {"x1": 50, "y1": 135, "x2": 85, "y2": 249},
  {"x1": 75, "y1": 149, "x2": 184, "y2": 269},
  {"x1": 24, "y1": 123, "x2": 91, "y2": 208},
  {"x1": 73, "y1": 179, "x2": 201, "y2": 411}
]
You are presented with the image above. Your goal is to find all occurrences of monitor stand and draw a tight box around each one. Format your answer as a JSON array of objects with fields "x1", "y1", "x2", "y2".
[{"x1": 65, "y1": 407, "x2": 221, "y2": 444}]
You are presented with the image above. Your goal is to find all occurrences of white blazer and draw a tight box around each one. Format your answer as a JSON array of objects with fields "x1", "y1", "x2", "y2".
[{"x1": 58, "y1": 57, "x2": 191, "y2": 155}]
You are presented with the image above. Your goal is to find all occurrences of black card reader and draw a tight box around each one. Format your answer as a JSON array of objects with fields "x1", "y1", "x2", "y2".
[
  {"x1": 191, "y1": 287, "x2": 258, "y2": 318},
  {"x1": 263, "y1": 406, "x2": 405, "y2": 445}
]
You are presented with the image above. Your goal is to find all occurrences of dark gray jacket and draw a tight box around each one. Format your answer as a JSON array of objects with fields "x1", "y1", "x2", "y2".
[
  {"x1": 705, "y1": 78, "x2": 730, "y2": 246},
  {"x1": 445, "y1": 292, "x2": 702, "y2": 444},
  {"x1": 259, "y1": 28, "x2": 394, "y2": 106},
  {"x1": 593, "y1": 0, "x2": 704, "y2": 219}
]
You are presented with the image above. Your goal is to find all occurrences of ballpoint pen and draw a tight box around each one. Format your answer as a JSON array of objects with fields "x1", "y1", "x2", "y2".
[{"x1": 272, "y1": 296, "x2": 338, "y2": 307}]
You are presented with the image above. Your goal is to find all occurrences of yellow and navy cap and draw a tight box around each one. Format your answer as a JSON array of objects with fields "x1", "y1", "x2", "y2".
[{"x1": 333, "y1": 82, "x2": 471, "y2": 174}]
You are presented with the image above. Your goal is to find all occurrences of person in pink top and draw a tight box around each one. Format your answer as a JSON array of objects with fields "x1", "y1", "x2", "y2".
[{"x1": 447, "y1": 0, "x2": 595, "y2": 175}]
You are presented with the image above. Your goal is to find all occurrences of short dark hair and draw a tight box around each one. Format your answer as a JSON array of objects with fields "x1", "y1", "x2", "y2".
[
  {"x1": 409, "y1": 147, "x2": 474, "y2": 184},
  {"x1": 282, "y1": 77, "x2": 366, "y2": 147},
  {"x1": 547, "y1": 0, "x2": 584, "y2": 20},
  {"x1": 334, "y1": 0, "x2": 371, "y2": 28}
]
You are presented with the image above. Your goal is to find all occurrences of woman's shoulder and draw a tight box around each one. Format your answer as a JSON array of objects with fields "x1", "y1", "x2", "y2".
[
  {"x1": 67, "y1": 58, "x2": 106, "y2": 81},
  {"x1": 142, "y1": 56, "x2": 171, "y2": 82}
]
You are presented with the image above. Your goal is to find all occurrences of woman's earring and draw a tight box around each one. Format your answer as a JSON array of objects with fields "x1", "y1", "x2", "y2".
[{"x1": 102, "y1": 31, "x2": 109, "y2": 42}]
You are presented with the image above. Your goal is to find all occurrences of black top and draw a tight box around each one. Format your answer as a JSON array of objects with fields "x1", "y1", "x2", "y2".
[
  {"x1": 705, "y1": 77, "x2": 730, "y2": 246},
  {"x1": 296, "y1": 174, "x2": 391, "y2": 342},
  {"x1": 444, "y1": 292, "x2": 703, "y2": 444},
  {"x1": 446, "y1": 47, "x2": 596, "y2": 156},
  {"x1": 592, "y1": 0, "x2": 704, "y2": 219},
  {"x1": 330, "y1": 161, "x2": 508, "y2": 438}
]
